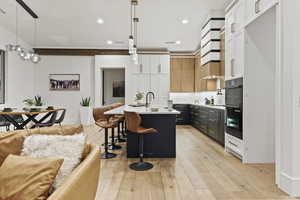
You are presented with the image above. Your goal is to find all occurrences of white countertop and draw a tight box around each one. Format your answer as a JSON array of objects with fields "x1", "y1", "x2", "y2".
[{"x1": 104, "y1": 105, "x2": 181, "y2": 115}]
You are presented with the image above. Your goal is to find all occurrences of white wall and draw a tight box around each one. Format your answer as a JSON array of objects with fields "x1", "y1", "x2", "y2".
[
  {"x1": 244, "y1": 7, "x2": 276, "y2": 163},
  {"x1": 278, "y1": 0, "x2": 300, "y2": 196},
  {"x1": 0, "y1": 25, "x2": 35, "y2": 106},
  {"x1": 34, "y1": 56, "x2": 94, "y2": 124}
]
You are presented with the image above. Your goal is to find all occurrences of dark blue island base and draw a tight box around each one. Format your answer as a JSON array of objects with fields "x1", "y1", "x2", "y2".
[{"x1": 126, "y1": 114, "x2": 177, "y2": 158}]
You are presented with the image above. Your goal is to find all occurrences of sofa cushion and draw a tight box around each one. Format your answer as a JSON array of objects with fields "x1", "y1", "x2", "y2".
[
  {"x1": 21, "y1": 133, "x2": 86, "y2": 189},
  {"x1": 0, "y1": 134, "x2": 26, "y2": 166},
  {"x1": 0, "y1": 155, "x2": 63, "y2": 200},
  {"x1": 29, "y1": 125, "x2": 83, "y2": 136}
]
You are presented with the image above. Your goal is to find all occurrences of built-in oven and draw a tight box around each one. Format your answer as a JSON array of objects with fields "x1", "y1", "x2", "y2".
[
  {"x1": 226, "y1": 107, "x2": 243, "y2": 139},
  {"x1": 225, "y1": 78, "x2": 243, "y2": 139},
  {"x1": 225, "y1": 78, "x2": 243, "y2": 108}
]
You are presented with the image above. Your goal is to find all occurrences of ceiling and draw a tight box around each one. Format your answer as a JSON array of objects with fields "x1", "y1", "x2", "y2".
[{"x1": 0, "y1": 0, "x2": 230, "y2": 51}]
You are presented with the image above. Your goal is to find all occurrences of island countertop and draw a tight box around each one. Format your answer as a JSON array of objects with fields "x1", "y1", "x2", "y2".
[{"x1": 104, "y1": 105, "x2": 180, "y2": 115}]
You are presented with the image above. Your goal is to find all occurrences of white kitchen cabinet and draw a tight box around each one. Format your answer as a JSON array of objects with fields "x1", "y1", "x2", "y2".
[
  {"x1": 225, "y1": 0, "x2": 245, "y2": 80},
  {"x1": 225, "y1": 31, "x2": 245, "y2": 80},
  {"x1": 149, "y1": 55, "x2": 170, "y2": 74},
  {"x1": 225, "y1": 8, "x2": 235, "y2": 42},
  {"x1": 245, "y1": 0, "x2": 278, "y2": 26},
  {"x1": 127, "y1": 54, "x2": 170, "y2": 105},
  {"x1": 225, "y1": 0, "x2": 244, "y2": 43}
]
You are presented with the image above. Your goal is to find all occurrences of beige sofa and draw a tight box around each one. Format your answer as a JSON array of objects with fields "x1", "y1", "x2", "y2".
[{"x1": 0, "y1": 125, "x2": 100, "y2": 200}]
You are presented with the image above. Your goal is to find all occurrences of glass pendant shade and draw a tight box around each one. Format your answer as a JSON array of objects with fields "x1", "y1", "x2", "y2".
[
  {"x1": 31, "y1": 54, "x2": 41, "y2": 63},
  {"x1": 16, "y1": 45, "x2": 23, "y2": 53},
  {"x1": 23, "y1": 52, "x2": 31, "y2": 60}
]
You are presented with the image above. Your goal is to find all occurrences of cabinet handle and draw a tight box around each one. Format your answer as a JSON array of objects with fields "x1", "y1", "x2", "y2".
[
  {"x1": 229, "y1": 141, "x2": 238, "y2": 147},
  {"x1": 231, "y1": 59, "x2": 235, "y2": 77},
  {"x1": 255, "y1": 0, "x2": 261, "y2": 14},
  {"x1": 139, "y1": 64, "x2": 143, "y2": 73},
  {"x1": 231, "y1": 23, "x2": 235, "y2": 34},
  {"x1": 158, "y1": 64, "x2": 162, "y2": 73}
]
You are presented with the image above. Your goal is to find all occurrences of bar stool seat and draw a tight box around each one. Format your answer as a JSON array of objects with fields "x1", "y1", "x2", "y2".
[{"x1": 125, "y1": 111, "x2": 158, "y2": 171}]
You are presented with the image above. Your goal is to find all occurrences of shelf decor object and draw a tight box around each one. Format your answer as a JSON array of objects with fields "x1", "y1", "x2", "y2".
[
  {"x1": 200, "y1": 11, "x2": 225, "y2": 66},
  {"x1": 49, "y1": 74, "x2": 80, "y2": 91}
]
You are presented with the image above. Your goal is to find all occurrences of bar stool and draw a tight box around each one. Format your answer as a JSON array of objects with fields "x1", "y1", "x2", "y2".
[
  {"x1": 124, "y1": 111, "x2": 157, "y2": 171},
  {"x1": 110, "y1": 103, "x2": 126, "y2": 143},
  {"x1": 93, "y1": 106, "x2": 121, "y2": 159}
]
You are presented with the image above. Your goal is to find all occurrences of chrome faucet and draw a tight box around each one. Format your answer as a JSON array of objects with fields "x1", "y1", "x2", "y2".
[{"x1": 145, "y1": 92, "x2": 155, "y2": 108}]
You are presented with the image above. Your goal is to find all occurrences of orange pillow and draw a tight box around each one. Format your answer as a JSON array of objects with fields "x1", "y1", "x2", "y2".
[{"x1": 0, "y1": 155, "x2": 63, "y2": 200}]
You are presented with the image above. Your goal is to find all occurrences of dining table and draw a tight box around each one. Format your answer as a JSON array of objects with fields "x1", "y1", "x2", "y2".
[{"x1": 0, "y1": 108, "x2": 64, "y2": 130}]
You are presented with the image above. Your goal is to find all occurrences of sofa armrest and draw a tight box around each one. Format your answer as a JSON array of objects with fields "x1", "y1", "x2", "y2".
[{"x1": 48, "y1": 144, "x2": 100, "y2": 200}]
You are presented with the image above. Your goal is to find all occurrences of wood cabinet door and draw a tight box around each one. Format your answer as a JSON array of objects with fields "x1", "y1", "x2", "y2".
[
  {"x1": 170, "y1": 58, "x2": 182, "y2": 92},
  {"x1": 194, "y1": 56, "x2": 202, "y2": 92},
  {"x1": 181, "y1": 58, "x2": 195, "y2": 92}
]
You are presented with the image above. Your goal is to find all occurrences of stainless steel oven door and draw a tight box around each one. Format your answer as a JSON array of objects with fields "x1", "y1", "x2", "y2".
[{"x1": 226, "y1": 107, "x2": 243, "y2": 139}]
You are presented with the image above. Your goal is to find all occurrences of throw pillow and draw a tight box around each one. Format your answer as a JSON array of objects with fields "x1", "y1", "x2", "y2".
[
  {"x1": 21, "y1": 133, "x2": 86, "y2": 189},
  {"x1": 0, "y1": 155, "x2": 63, "y2": 200}
]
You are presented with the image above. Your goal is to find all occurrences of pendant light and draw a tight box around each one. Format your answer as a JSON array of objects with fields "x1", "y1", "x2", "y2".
[
  {"x1": 6, "y1": 3, "x2": 41, "y2": 64},
  {"x1": 30, "y1": 19, "x2": 41, "y2": 63}
]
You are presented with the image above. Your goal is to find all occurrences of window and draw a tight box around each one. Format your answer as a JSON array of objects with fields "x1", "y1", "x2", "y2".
[{"x1": 0, "y1": 50, "x2": 5, "y2": 104}]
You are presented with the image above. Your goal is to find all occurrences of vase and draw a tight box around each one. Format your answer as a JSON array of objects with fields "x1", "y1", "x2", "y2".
[{"x1": 80, "y1": 107, "x2": 93, "y2": 125}]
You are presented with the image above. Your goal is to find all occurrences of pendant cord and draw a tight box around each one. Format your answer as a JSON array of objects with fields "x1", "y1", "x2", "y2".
[
  {"x1": 15, "y1": 4, "x2": 18, "y2": 45},
  {"x1": 130, "y1": 1, "x2": 133, "y2": 36},
  {"x1": 134, "y1": 5, "x2": 137, "y2": 47},
  {"x1": 34, "y1": 19, "x2": 37, "y2": 48}
]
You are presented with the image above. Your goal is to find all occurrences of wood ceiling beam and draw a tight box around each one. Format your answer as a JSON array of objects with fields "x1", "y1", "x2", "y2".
[{"x1": 34, "y1": 48, "x2": 130, "y2": 56}]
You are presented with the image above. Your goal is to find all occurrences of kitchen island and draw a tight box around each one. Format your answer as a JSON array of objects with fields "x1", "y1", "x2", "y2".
[{"x1": 104, "y1": 105, "x2": 180, "y2": 158}]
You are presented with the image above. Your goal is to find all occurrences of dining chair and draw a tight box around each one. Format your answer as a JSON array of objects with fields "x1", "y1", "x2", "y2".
[
  {"x1": 10, "y1": 115, "x2": 24, "y2": 130},
  {"x1": 55, "y1": 109, "x2": 66, "y2": 126},
  {"x1": 0, "y1": 115, "x2": 11, "y2": 131},
  {"x1": 34, "y1": 111, "x2": 58, "y2": 128}
]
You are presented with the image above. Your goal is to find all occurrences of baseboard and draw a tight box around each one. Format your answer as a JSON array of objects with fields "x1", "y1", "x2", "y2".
[{"x1": 280, "y1": 172, "x2": 300, "y2": 197}]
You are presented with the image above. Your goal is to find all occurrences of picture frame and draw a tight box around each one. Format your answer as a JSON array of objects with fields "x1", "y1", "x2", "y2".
[{"x1": 49, "y1": 74, "x2": 80, "y2": 91}]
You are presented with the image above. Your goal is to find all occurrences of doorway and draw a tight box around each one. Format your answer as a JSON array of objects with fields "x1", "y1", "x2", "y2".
[{"x1": 102, "y1": 69, "x2": 125, "y2": 105}]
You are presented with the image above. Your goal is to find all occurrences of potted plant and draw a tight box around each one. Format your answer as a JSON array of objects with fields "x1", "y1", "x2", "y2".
[
  {"x1": 135, "y1": 91, "x2": 144, "y2": 105},
  {"x1": 79, "y1": 97, "x2": 93, "y2": 125},
  {"x1": 34, "y1": 95, "x2": 43, "y2": 107},
  {"x1": 23, "y1": 98, "x2": 34, "y2": 107}
]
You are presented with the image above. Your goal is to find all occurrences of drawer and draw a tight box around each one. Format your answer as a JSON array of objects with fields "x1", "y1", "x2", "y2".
[{"x1": 225, "y1": 133, "x2": 244, "y2": 157}]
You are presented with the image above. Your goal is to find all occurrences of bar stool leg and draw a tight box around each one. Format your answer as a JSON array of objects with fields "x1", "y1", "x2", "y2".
[
  {"x1": 108, "y1": 127, "x2": 122, "y2": 150},
  {"x1": 129, "y1": 134, "x2": 153, "y2": 171},
  {"x1": 101, "y1": 128, "x2": 117, "y2": 159},
  {"x1": 121, "y1": 121, "x2": 127, "y2": 138},
  {"x1": 115, "y1": 122, "x2": 126, "y2": 142}
]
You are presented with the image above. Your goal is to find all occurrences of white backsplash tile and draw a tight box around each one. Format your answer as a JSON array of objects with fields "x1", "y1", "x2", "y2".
[{"x1": 170, "y1": 90, "x2": 225, "y2": 105}]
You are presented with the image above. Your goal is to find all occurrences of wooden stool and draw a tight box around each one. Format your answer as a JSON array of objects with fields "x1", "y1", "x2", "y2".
[
  {"x1": 124, "y1": 111, "x2": 157, "y2": 171},
  {"x1": 93, "y1": 107, "x2": 120, "y2": 159}
]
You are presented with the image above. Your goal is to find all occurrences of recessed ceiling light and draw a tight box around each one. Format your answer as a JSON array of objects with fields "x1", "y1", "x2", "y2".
[
  {"x1": 176, "y1": 40, "x2": 181, "y2": 44},
  {"x1": 97, "y1": 18, "x2": 104, "y2": 24},
  {"x1": 182, "y1": 19, "x2": 189, "y2": 24},
  {"x1": 107, "y1": 40, "x2": 113, "y2": 45}
]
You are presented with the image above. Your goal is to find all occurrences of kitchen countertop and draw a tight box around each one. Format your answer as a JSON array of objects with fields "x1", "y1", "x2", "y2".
[
  {"x1": 104, "y1": 105, "x2": 181, "y2": 115},
  {"x1": 174, "y1": 103, "x2": 226, "y2": 110}
]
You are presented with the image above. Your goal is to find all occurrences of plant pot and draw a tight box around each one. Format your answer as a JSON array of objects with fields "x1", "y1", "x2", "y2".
[
  {"x1": 136, "y1": 99, "x2": 143, "y2": 105},
  {"x1": 80, "y1": 107, "x2": 93, "y2": 126}
]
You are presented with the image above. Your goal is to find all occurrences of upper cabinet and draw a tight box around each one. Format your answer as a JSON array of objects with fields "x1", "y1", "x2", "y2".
[
  {"x1": 225, "y1": 0, "x2": 245, "y2": 80},
  {"x1": 245, "y1": 0, "x2": 278, "y2": 26},
  {"x1": 127, "y1": 54, "x2": 170, "y2": 105},
  {"x1": 133, "y1": 55, "x2": 169, "y2": 74},
  {"x1": 170, "y1": 58, "x2": 195, "y2": 92}
]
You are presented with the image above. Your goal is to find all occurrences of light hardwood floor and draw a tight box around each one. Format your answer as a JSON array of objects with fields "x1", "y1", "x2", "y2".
[{"x1": 84, "y1": 125, "x2": 297, "y2": 200}]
